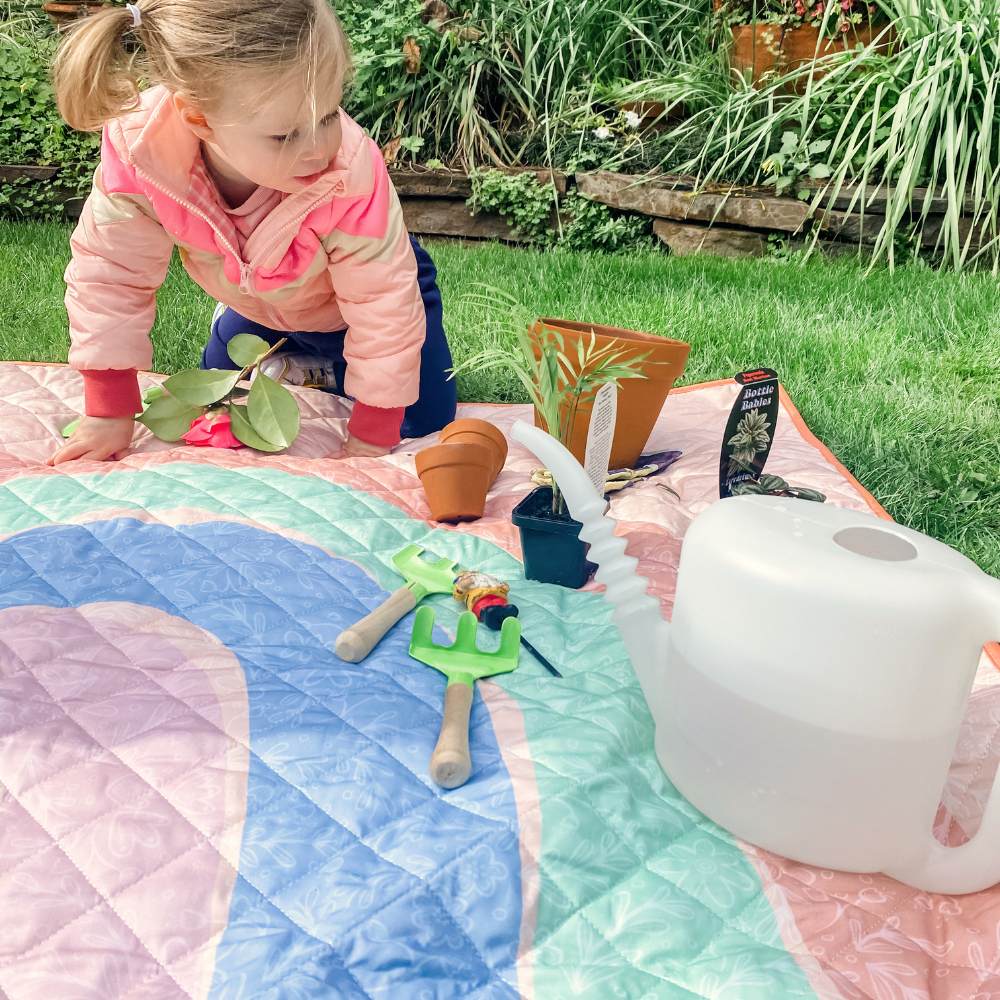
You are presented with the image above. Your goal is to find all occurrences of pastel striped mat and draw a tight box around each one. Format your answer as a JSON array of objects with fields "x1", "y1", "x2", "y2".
[{"x1": 1, "y1": 361, "x2": 998, "y2": 1000}]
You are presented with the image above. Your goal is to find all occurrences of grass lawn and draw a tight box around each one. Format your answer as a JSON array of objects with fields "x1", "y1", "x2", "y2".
[{"x1": 4, "y1": 220, "x2": 1000, "y2": 575}]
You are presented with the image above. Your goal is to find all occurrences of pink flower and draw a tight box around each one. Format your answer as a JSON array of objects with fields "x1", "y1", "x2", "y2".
[
  {"x1": 181, "y1": 412, "x2": 244, "y2": 449},
  {"x1": 841, "y1": 19, "x2": 849, "y2": 28}
]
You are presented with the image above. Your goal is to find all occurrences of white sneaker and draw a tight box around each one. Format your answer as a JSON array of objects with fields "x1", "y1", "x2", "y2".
[{"x1": 258, "y1": 352, "x2": 344, "y2": 392}]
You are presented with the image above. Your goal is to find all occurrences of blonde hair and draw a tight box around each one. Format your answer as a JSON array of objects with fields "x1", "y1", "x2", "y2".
[{"x1": 53, "y1": 0, "x2": 352, "y2": 132}]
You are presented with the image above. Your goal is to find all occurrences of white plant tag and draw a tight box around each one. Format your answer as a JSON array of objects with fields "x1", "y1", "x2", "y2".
[{"x1": 583, "y1": 381, "x2": 618, "y2": 497}]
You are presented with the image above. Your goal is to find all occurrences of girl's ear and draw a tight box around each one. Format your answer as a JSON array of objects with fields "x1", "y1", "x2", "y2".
[{"x1": 173, "y1": 93, "x2": 214, "y2": 140}]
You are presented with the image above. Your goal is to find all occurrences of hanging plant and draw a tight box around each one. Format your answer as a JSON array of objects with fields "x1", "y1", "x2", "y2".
[{"x1": 138, "y1": 335, "x2": 302, "y2": 451}]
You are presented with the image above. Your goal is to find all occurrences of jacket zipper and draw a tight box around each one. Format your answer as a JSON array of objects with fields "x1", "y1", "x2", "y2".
[
  {"x1": 136, "y1": 166, "x2": 339, "y2": 330},
  {"x1": 240, "y1": 198, "x2": 338, "y2": 327}
]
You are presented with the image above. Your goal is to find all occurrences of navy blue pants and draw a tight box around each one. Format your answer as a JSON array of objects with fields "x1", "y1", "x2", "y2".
[{"x1": 202, "y1": 236, "x2": 457, "y2": 440}]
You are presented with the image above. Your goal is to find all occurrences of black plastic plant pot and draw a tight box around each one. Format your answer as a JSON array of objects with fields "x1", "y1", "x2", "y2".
[{"x1": 511, "y1": 486, "x2": 596, "y2": 589}]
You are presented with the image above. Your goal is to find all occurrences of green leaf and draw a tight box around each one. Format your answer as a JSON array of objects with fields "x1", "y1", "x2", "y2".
[
  {"x1": 758, "y1": 474, "x2": 789, "y2": 491},
  {"x1": 229, "y1": 403, "x2": 286, "y2": 452},
  {"x1": 137, "y1": 394, "x2": 202, "y2": 442},
  {"x1": 808, "y1": 163, "x2": 832, "y2": 178},
  {"x1": 226, "y1": 334, "x2": 273, "y2": 368},
  {"x1": 163, "y1": 368, "x2": 241, "y2": 406},
  {"x1": 247, "y1": 373, "x2": 300, "y2": 448}
]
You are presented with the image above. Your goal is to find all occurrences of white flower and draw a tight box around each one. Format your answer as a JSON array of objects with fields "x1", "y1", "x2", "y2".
[
  {"x1": 624, "y1": 110, "x2": 642, "y2": 129},
  {"x1": 593, "y1": 126, "x2": 611, "y2": 140}
]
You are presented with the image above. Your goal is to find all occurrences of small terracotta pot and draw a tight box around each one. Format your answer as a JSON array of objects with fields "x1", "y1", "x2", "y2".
[
  {"x1": 415, "y1": 442, "x2": 494, "y2": 523},
  {"x1": 438, "y1": 418, "x2": 508, "y2": 484},
  {"x1": 532, "y1": 320, "x2": 691, "y2": 470},
  {"x1": 730, "y1": 23, "x2": 897, "y2": 92}
]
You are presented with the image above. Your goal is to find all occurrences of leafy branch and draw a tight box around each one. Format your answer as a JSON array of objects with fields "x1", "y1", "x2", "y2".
[{"x1": 138, "y1": 334, "x2": 301, "y2": 451}]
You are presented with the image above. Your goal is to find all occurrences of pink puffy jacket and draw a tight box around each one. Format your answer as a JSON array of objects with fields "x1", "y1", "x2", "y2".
[{"x1": 65, "y1": 85, "x2": 426, "y2": 445}]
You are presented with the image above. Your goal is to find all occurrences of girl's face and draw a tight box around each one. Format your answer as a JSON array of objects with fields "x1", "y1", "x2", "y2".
[{"x1": 175, "y1": 71, "x2": 345, "y2": 194}]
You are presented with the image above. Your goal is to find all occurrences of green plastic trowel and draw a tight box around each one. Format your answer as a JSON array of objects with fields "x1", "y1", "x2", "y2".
[
  {"x1": 335, "y1": 544, "x2": 459, "y2": 662},
  {"x1": 410, "y1": 606, "x2": 521, "y2": 789}
]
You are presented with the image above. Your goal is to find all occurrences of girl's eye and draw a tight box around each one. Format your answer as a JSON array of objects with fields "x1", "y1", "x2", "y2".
[{"x1": 269, "y1": 112, "x2": 337, "y2": 144}]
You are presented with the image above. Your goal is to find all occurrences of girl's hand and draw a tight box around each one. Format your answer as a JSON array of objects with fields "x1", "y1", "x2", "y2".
[
  {"x1": 47, "y1": 415, "x2": 136, "y2": 466},
  {"x1": 327, "y1": 433, "x2": 392, "y2": 460}
]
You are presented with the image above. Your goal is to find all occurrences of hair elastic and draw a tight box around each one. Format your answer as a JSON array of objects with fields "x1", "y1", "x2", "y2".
[{"x1": 125, "y1": 3, "x2": 142, "y2": 27}]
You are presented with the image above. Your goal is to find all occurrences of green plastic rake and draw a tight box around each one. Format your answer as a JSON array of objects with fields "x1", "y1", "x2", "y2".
[{"x1": 410, "y1": 606, "x2": 520, "y2": 788}]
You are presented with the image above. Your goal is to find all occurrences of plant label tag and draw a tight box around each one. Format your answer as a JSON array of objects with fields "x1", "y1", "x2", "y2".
[
  {"x1": 584, "y1": 381, "x2": 618, "y2": 497},
  {"x1": 719, "y1": 368, "x2": 780, "y2": 499}
]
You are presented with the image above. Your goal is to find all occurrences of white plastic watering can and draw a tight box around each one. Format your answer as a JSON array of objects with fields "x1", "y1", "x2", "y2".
[{"x1": 512, "y1": 420, "x2": 1000, "y2": 894}]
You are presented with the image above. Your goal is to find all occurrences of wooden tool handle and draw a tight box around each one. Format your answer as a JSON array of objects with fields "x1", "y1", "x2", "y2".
[
  {"x1": 335, "y1": 586, "x2": 417, "y2": 663},
  {"x1": 429, "y1": 683, "x2": 474, "y2": 789}
]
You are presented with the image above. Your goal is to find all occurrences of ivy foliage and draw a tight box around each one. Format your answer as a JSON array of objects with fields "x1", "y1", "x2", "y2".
[{"x1": 467, "y1": 169, "x2": 657, "y2": 253}]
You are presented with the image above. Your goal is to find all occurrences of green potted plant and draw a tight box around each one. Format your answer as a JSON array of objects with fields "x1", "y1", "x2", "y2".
[{"x1": 452, "y1": 290, "x2": 650, "y2": 588}]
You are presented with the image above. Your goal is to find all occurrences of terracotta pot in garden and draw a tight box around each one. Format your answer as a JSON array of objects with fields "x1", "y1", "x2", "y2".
[
  {"x1": 415, "y1": 442, "x2": 494, "y2": 523},
  {"x1": 618, "y1": 101, "x2": 687, "y2": 130},
  {"x1": 438, "y1": 418, "x2": 508, "y2": 483},
  {"x1": 42, "y1": 1, "x2": 107, "y2": 26},
  {"x1": 532, "y1": 319, "x2": 691, "y2": 471},
  {"x1": 730, "y1": 23, "x2": 896, "y2": 90}
]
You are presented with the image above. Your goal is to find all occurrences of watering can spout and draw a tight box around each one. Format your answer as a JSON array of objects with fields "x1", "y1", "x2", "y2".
[{"x1": 509, "y1": 421, "x2": 669, "y2": 716}]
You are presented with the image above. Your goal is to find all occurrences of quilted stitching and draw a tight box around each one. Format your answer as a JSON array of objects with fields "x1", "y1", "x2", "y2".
[
  {"x1": 5, "y1": 364, "x2": 998, "y2": 999},
  {"x1": 0, "y1": 464, "x2": 818, "y2": 1000},
  {"x1": 0, "y1": 520, "x2": 524, "y2": 1000}
]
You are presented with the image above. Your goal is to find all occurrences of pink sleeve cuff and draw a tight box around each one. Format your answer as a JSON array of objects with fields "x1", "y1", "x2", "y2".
[
  {"x1": 80, "y1": 369, "x2": 142, "y2": 418},
  {"x1": 347, "y1": 402, "x2": 405, "y2": 448}
]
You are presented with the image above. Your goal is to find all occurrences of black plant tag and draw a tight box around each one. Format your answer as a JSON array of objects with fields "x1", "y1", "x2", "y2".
[{"x1": 719, "y1": 368, "x2": 780, "y2": 498}]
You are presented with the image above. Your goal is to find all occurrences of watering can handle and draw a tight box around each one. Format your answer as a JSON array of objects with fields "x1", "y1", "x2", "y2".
[
  {"x1": 335, "y1": 587, "x2": 418, "y2": 663},
  {"x1": 883, "y1": 574, "x2": 1000, "y2": 894},
  {"x1": 429, "y1": 683, "x2": 474, "y2": 789}
]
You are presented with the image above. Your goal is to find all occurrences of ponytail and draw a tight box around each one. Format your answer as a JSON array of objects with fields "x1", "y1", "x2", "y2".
[
  {"x1": 53, "y1": 6, "x2": 144, "y2": 132},
  {"x1": 52, "y1": 1, "x2": 352, "y2": 135}
]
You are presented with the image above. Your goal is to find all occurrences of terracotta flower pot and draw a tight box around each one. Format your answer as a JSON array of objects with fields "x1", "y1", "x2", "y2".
[
  {"x1": 532, "y1": 319, "x2": 691, "y2": 471},
  {"x1": 730, "y1": 23, "x2": 896, "y2": 91},
  {"x1": 415, "y1": 442, "x2": 494, "y2": 523},
  {"x1": 42, "y1": 1, "x2": 107, "y2": 26},
  {"x1": 438, "y1": 418, "x2": 508, "y2": 484},
  {"x1": 619, "y1": 100, "x2": 687, "y2": 130}
]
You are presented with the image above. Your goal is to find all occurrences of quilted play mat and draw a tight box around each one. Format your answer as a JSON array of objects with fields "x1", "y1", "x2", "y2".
[{"x1": 3, "y1": 360, "x2": 1000, "y2": 1000}]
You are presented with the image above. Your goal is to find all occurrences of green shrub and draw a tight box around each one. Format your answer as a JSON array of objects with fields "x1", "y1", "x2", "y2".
[
  {"x1": 337, "y1": 0, "x2": 706, "y2": 167},
  {"x1": 559, "y1": 190, "x2": 657, "y2": 252},
  {"x1": 466, "y1": 169, "x2": 558, "y2": 243},
  {"x1": 0, "y1": 36, "x2": 100, "y2": 220},
  {"x1": 467, "y1": 168, "x2": 657, "y2": 252}
]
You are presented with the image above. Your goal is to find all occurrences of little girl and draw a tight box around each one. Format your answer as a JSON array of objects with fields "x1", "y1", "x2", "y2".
[{"x1": 48, "y1": 0, "x2": 457, "y2": 465}]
